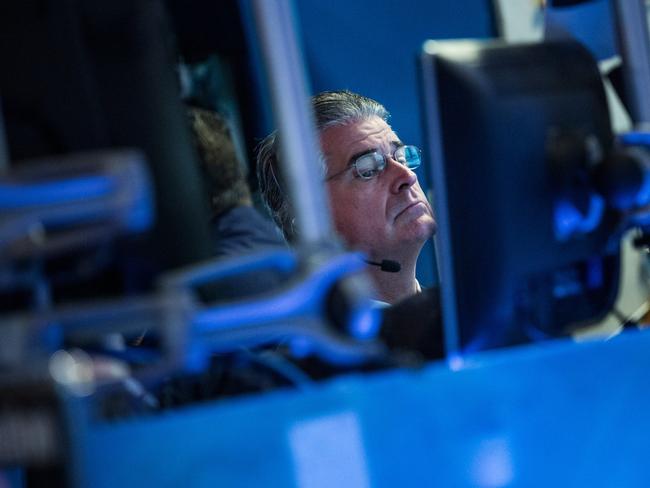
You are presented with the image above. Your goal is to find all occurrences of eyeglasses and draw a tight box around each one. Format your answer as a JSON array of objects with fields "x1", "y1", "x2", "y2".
[{"x1": 325, "y1": 145, "x2": 421, "y2": 181}]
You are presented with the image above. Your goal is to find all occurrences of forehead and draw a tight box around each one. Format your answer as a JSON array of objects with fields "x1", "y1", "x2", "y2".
[{"x1": 320, "y1": 116, "x2": 398, "y2": 169}]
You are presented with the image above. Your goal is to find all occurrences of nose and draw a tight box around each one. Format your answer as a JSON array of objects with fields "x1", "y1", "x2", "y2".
[{"x1": 386, "y1": 156, "x2": 417, "y2": 193}]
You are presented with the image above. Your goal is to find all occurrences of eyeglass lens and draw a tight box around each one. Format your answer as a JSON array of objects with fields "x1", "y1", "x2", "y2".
[{"x1": 354, "y1": 145, "x2": 421, "y2": 179}]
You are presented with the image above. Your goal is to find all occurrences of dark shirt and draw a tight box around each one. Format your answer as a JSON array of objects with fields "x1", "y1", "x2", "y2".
[
  {"x1": 210, "y1": 205, "x2": 286, "y2": 259},
  {"x1": 208, "y1": 205, "x2": 288, "y2": 300},
  {"x1": 379, "y1": 287, "x2": 445, "y2": 361}
]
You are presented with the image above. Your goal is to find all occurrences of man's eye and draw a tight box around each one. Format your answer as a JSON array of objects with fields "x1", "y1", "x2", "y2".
[
  {"x1": 353, "y1": 153, "x2": 384, "y2": 179},
  {"x1": 356, "y1": 168, "x2": 380, "y2": 179}
]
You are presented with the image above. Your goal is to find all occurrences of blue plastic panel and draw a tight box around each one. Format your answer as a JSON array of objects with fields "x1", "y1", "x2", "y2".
[{"x1": 68, "y1": 330, "x2": 650, "y2": 487}]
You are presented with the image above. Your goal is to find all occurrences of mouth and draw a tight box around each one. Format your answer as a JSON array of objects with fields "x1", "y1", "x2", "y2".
[{"x1": 394, "y1": 201, "x2": 424, "y2": 220}]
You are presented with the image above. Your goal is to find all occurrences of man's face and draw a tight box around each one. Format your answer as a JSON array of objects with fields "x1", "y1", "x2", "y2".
[{"x1": 321, "y1": 116, "x2": 436, "y2": 260}]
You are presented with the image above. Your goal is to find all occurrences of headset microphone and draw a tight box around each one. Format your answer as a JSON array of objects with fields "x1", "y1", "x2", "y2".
[{"x1": 365, "y1": 259, "x2": 401, "y2": 273}]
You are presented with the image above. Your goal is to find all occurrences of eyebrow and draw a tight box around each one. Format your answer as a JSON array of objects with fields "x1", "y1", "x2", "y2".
[{"x1": 346, "y1": 140, "x2": 404, "y2": 166}]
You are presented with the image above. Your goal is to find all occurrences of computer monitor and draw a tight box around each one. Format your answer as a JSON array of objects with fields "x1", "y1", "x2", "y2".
[{"x1": 420, "y1": 39, "x2": 621, "y2": 357}]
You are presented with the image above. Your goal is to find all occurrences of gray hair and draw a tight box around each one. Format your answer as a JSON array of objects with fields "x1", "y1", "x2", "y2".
[{"x1": 256, "y1": 90, "x2": 389, "y2": 242}]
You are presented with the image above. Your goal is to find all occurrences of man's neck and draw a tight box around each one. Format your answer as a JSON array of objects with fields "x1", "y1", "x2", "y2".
[{"x1": 368, "y1": 255, "x2": 420, "y2": 304}]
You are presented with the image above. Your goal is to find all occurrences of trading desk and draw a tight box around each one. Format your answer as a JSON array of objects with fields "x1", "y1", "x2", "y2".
[{"x1": 68, "y1": 329, "x2": 650, "y2": 487}]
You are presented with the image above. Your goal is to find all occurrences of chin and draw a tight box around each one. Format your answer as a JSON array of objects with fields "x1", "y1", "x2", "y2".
[{"x1": 404, "y1": 214, "x2": 437, "y2": 242}]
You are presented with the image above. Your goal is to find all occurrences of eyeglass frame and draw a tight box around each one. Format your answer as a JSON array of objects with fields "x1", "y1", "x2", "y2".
[{"x1": 323, "y1": 144, "x2": 422, "y2": 182}]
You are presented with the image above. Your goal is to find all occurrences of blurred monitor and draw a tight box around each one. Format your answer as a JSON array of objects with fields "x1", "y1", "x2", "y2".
[
  {"x1": 0, "y1": 0, "x2": 213, "y2": 298},
  {"x1": 420, "y1": 39, "x2": 620, "y2": 357}
]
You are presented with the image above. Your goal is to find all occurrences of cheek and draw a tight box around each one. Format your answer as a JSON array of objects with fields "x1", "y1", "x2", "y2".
[
  {"x1": 327, "y1": 188, "x2": 380, "y2": 243},
  {"x1": 328, "y1": 191, "x2": 355, "y2": 229}
]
